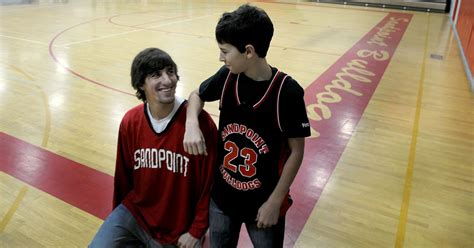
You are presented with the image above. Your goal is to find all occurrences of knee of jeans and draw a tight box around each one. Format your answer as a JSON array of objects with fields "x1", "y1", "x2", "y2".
[{"x1": 88, "y1": 237, "x2": 107, "y2": 248}]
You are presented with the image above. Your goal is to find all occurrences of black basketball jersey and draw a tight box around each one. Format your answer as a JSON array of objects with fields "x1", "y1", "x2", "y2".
[{"x1": 211, "y1": 69, "x2": 292, "y2": 221}]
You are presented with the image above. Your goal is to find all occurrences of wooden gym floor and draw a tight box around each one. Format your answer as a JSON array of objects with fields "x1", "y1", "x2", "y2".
[{"x1": 0, "y1": 0, "x2": 472, "y2": 247}]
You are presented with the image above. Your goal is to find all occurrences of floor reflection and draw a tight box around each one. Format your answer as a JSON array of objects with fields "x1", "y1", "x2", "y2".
[
  {"x1": 0, "y1": 0, "x2": 68, "y2": 6},
  {"x1": 314, "y1": 0, "x2": 448, "y2": 12},
  {"x1": 0, "y1": 0, "x2": 36, "y2": 5}
]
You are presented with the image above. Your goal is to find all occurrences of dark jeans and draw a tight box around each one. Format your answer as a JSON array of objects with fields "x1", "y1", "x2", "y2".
[
  {"x1": 209, "y1": 199, "x2": 285, "y2": 248},
  {"x1": 89, "y1": 204, "x2": 177, "y2": 248}
]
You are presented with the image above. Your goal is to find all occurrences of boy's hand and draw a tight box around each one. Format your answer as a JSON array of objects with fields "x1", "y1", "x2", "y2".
[
  {"x1": 184, "y1": 123, "x2": 207, "y2": 156},
  {"x1": 256, "y1": 200, "x2": 280, "y2": 228},
  {"x1": 177, "y1": 232, "x2": 199, "y2": 248}
]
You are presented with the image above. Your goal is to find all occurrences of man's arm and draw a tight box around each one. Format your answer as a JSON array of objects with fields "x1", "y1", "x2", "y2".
[
  {"x1": 183, "y1": 89, "x2": 207, "y2": 155},
  {"x1": 256, "y1": 137, "x2": 305, "y2": 228},
  {"x1": 113, "y1": 126, "x2": 134, "y2": 209}
]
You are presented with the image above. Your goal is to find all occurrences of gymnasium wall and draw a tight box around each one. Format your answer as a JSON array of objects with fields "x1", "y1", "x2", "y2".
[{"x1": 451, "y1": 0, "x2": 474, "y2": 89}]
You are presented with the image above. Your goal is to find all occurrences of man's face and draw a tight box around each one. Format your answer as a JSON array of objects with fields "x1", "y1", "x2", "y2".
[
  {"x1": 218, "y1": 42, "x2": 248, "y2": 74},
  {"x1": 141, "y1": 67, "x2": 178, "y2": 105}
]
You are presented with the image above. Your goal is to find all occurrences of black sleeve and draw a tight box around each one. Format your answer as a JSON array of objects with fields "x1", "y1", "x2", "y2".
[
  {"x1": 279, "y1": 77, "x2": 311, "y2": 138},
  {"x1": 198, "y1": 65, "x2": 230, "y2": 102}
]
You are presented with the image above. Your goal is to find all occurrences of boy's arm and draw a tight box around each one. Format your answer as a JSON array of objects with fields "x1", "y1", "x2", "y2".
[
  {"x1": 256, "y1": 137, "x2": 305, "y2": 228},
  {"x1": 180, "y1": 114, "x2": 218, "y2": 245},
  {"x1": 184, "y1": 89, "x2": 208, "y2": 155}
]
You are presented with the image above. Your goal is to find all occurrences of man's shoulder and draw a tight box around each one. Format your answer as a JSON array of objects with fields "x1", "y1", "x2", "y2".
[
  {"x1": 126, "y1": 103, "x2": 144, "y2": 115},
  {"x1": 121, "y1": 103, "x2": 145, "y2": 123},
  {"x1": 191, "y1": 106, "x2": 217, "y2": 132},
  {"x1": 199, "y1": 110, "x2": 217, "y2": 129},
  {"x1": 180, "y1": 102, "x2": 214, "y2": 123}
]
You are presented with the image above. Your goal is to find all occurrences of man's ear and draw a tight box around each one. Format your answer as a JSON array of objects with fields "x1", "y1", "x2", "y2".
[{"x1": 244, "y1": 45, "x2": 256, "y2": 58}]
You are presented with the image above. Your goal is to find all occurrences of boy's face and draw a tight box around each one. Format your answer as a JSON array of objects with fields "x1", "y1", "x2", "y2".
[
  {"x1": 218, "y1": 42, "x2": 248, "y2": 74},
  {"x1": 141, "y1": 67, "x2": 178, "y2": 106}
]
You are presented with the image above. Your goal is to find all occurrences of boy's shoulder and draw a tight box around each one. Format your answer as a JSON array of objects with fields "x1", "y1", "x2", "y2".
[
  {"x1": 271, "y1": 66, "x2": 293, "y2": 80},
  {"x1": 205, "y1": 65, "x2": 231, "y2": 82},
  {"x1": 272, "y1": 68, "x2": 303, "y2": 93}
]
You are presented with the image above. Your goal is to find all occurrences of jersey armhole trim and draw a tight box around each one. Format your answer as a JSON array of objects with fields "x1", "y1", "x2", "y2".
[
  {"x1": 277, "y1": 75, "x2": 289, "y2": 132},
  {"x1": 219, "y1": 70, "x2": 233, "y2": 109},
  {"x1": 253, "y1": 71, "x2": 281, "y2": 109}
]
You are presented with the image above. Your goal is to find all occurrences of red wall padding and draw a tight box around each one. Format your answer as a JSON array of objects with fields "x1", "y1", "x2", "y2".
[{"x1": 456, "y1": 0, "x2": 474, "y2": 73}]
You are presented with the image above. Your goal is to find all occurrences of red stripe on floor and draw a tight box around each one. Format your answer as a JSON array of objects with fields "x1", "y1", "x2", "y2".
[{"x1": 0, "y1": 132, "x2": 113, "y2": 219}]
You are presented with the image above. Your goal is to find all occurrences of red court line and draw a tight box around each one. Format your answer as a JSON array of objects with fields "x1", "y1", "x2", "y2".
[
  {"x1": 0, "y1": 132, "x2": 113, "y2": 219},
  {"x1": 47, "y1": 19, "x2": 135, "y2": 97},
  {"x1": 47, "y1": 14, "x2": 220, "y2": 119}
]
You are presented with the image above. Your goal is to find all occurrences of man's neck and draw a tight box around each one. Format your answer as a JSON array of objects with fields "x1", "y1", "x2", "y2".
[
  {"x1": 243, "y1": 58, "x2": 272, "y2": 81},
  {"x1": 148, "y1": 100, "x2": 174, "y2": 120}
]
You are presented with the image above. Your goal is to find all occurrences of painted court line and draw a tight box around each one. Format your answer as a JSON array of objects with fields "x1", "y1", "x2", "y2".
[
  {"x1": 0, "y1": 185, "x2": 28, "y2": 232},
  {"x1": 48, "y1": 13, "x2": 218, "y2": 98},
  {"x1": 3, "y1": 63, "x2": 52, "y2": 147},
  {"x1": 290, "y1": 12, "x2": 413, "y2": 244},
  {"x1": 394, "y1": 13, "x2": 430, "y2": 248},
  {"x1": 0, "y1": 34, "x2": 49, "y2": 46},
  {"x1": 0, "y1": 132, "x2": 113, "y2": 220},
  {"x1": 1, "y1": 12, "x2": 412, "y2": 247},
  {"x1": 60, "y1": 14, "x2": 216, "y2": 47}
]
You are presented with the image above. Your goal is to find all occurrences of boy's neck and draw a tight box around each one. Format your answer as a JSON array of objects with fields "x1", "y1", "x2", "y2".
[{"x1": 243, "y1": 58, "x2": 272, "y2": 81}]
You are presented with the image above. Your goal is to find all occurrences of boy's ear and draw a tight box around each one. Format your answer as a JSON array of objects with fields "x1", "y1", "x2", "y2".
[{"x1": 244, "y1": 45, "x2": 256, "y2": 58}]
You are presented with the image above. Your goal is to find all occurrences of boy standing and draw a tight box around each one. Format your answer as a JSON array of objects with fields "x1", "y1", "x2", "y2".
[
  {"x1": 184, "y1": 4, "x2": 310, "y2": 248},
  {"x1": 90, "y1": 48, "x2": 217, "y2": 248}
]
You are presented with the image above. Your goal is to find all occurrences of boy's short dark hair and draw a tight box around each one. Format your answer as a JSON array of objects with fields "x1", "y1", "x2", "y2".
[
  {"x1": 215, "y1": 4, "x2": 274, "y2": 58},
  {"x1": 131, "y1": 48, "x2": 179, "y2": 101}
]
